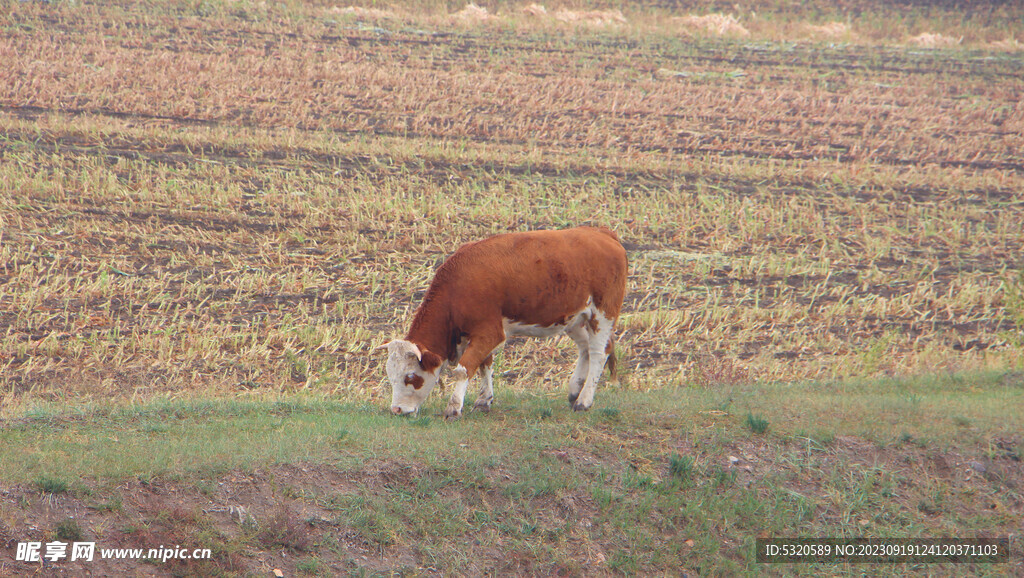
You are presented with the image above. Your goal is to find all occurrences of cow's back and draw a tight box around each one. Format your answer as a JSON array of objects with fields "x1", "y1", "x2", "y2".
[{"x1": 435, "y1": 228, "x2": 626, "y2": 328}]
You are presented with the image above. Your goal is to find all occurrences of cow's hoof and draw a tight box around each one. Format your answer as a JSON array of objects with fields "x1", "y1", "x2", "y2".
[
  {"x1": 572, "y1": 402, "x2": 591, "y2": 412},
  {"x1": 443, "y1": 407, "x2": 463, "y2": 421},
  {"x1": 473, "y1": 399, "x2": 492, "y2": 413},
  {"x1": 568, "y1": 392, "x2": 579, "y2": 405}
]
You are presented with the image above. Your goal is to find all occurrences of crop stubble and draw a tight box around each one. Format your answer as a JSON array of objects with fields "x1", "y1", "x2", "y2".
[{"x1": 1, "y1": 1, "x2": 1022, "y2": 408}]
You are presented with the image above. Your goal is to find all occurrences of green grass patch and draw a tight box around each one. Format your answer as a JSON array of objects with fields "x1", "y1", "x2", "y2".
[
  {"x1": 0, "y1": 372, "x2": 1019, "y2": 574},
  {"x1": 2, "y1": 371, "x2": 1020, "y2": 484},
  {"x1": 34, "y1": 475, "x2": 70, "y2": 494},
  {"x1": 745, "y1": 412, "x2": 770, "y2": 434}
]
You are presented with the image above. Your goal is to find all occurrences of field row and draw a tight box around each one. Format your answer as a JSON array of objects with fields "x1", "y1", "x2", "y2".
[
  {"x1": 1, "y1": 1, "x2": 1023, "y2": 408},
  {"x1": 4, "y1": 4, "x2": 1023, "y2": 171},
  {"x1": 2, "y1": 113, "x2": 1021, "y2": 405}
]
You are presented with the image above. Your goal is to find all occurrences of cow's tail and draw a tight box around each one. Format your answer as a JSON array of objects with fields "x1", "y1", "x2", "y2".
[{"x1": 605, "y1": 335, "x2": 618, "y2": 381}]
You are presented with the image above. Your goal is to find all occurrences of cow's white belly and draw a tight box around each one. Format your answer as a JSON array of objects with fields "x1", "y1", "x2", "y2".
[{"x1": 502, "y1": 305, "x2": 590, "y2": 339}]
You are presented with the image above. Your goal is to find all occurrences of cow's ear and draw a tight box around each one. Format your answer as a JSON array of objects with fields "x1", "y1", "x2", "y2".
[{"x1": 419, "y1": 350, "x2": 443, "y2": 373}]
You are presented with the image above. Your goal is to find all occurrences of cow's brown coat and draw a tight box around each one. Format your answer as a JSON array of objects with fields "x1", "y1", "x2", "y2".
[{"x1": 395, "y1": 227, "x2": 627, "y2": 415}]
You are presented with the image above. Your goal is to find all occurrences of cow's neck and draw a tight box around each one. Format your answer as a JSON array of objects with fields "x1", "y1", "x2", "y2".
[{"x1": 405, "y1": 294, "x2": 455, "y2": 362}]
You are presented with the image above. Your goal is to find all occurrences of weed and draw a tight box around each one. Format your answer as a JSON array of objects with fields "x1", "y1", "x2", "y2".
[
  {"x1": 348, "y1": 508, "x2": 399, "y2": 548},
  {"x1": 624, "y1": 467, "x2": 656, "y2": 490},
  {"x1": 608, "y1": 550, "x2": 641, "y2": 573},
  {"x1": 54, "y1": 518, "x2": 83, "y2": 542},
  {"x1": 141, "y1": 422, "x2": 171, "y2": 434},
  {"x1": 35, "y1": 476, "x2": 69, "y2": 494},
  {"x1": 691, "y1": 355, "x2": 749, "y2": 388},
  {"x1": 668, "y1": 453, "x2": 695, "y2": 483},
  {"x1": 710, "y1": 466, "x2": 737, "y2": 487},
  {"x1": 297, "y1": 557, "x2": 324, "y2": 575},
  {"x1": 257, "y1": 507, "x2": 312, "y2": 552},
  {"x1": 284, "y1": 349, "x2": 309, "y2": 384},
  {"x1": 745, "y1": 413, "x2": 770, "y2": 434},
  {"x1": 796, "y1": 429, "x2": 836, "y2": 447},
  {"x1": 93, "y1": 497, "x2": 124, "y2": 513}
]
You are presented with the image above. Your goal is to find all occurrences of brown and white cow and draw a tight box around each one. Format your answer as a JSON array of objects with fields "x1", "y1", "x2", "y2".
[{"x1": 379, "y1": 227, "x2": 627, "y2": 419}]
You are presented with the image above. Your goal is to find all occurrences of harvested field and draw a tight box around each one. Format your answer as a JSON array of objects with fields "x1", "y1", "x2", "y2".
[
  {"x1": 2, "y1": 1, "x2": 1022, "y2": 406},
  {"x1": 1, "y1": 0, "x2": 1023, "y2": 575}
]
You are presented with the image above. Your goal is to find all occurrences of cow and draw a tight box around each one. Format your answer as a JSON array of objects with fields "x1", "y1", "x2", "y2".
[{"x1": 378, "y1": 227, "x2": 627, "y2": 419}]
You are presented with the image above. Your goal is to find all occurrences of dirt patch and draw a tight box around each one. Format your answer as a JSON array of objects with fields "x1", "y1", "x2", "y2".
[{"x1": 0, "y1": 462, "x2": 419, "y2": 576}]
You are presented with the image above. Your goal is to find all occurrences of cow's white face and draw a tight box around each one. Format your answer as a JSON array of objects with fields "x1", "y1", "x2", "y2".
[{"x1": 383, "y1": 340, "x2": 441, "y2": 415}]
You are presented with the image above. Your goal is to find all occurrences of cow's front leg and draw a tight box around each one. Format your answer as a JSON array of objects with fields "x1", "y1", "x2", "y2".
[
  {"x1": 444, "y1": 365, "x2": 471, "y2": 420},
  {"x1": 473, "y1": 355, "x2": 495, "y2": 412},
  {"x1": 444, "y1": 331, "x2": 504, "y2": 420}
]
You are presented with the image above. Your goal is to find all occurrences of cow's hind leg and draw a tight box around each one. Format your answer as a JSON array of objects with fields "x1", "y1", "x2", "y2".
[
  {"x1": 573, "y1": 310, "x2": 615, "y2": 412},
  {"x1": 565, "y1": 324, "x2": 591, "y2": 406},
  {"x1": 473, "y1": 354, "x2": 495, "y2": 412}
]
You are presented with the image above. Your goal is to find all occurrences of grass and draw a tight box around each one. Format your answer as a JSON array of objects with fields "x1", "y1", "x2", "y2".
[
  {"x1": 34, "y1": 475, "x2": 70, "y2": 495},
  {"x1": 3, "y1": 371, "x2": 1018, "y2": 484},
  {"x1": 54, "y1": 518, "x2": 84, "y2": 542},
  {"x1": 0, "y1": 373, "x2": 1020, "y2": 574},
  {"x1": 668, "y1": 453, "x2": 695, "y2": 483},
  {"x1": 746, "y1": 412, "x2": 770, "y2": 434}
]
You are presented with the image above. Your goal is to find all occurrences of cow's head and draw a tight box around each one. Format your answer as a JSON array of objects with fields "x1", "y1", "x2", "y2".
[{"x1": 379, "y1": 340, "x2": 443, "y2": 415}]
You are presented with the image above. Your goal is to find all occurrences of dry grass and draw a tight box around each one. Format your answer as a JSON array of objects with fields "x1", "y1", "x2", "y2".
[
  {"x1": 0, "y1": 0, "x2": 1023, "y2": 414},
  {"x1": 553, "y1": 8, "x2": 627, "y2": 27},
  {"x1": 803, "y1": 21, "x2": 853, "y2": 40},
  {"x1": 987, "y1": 37, "x2": 1024, "y2": 52},
  {"x1": 450, "y1": 3, "x2": 493, "y2": 23},
  {"x1": 673, "y1": 13, "x2": 750, "y2": 37},
  {"x1": 521, "y1": 3, "x2": 547, "y2": 17},
  {"x1": 907, "y1": 32, "x2": 962, "y2": 49},
  {"x1": 332, "y1": 6, "x2": 397, "y2": 20}
]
